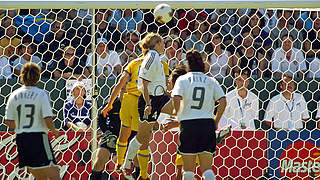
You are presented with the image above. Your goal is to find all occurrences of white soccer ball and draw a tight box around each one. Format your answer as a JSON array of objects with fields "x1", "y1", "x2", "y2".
[
  {"x1": 76, "y1": 122, "x2": 87, "y2": 130},
  {"x1": 154, "y1": 4, "x2": 173, "y2": 24}
]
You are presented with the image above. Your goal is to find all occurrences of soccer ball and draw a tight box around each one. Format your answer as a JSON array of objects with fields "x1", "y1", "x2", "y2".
[
  {"x1": 154, "y1": 4, "x2": 173, "y2": 24},
  {"x1": 76, "y1": 122, "x2": 87, "y2": 130}
]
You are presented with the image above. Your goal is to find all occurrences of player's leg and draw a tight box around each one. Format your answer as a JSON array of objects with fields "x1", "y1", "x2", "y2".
[
  {"x1": 122, "y1": 121, "x2": 153, "y2": 178},
  {"x1": 175, "y1": 154, "x2": 184, "y2": 180},
  {"x1": 116, "y1": 125, "x2": 131, "y2": 167},
  {"x1": 28, "y1": 166, "x2": 60, "y2": 180},
  {"x1": 181, "y1": 154, "x2": 197, "y2": 180},
  {"x1": 17, "y1": 133, "x2": 60, "y2": 180},
  {"x1": 28, "y1": 168, "x2": 47, "y2": 180},
  {"x1": 91, "y1": 147, "x2": 111, "y2": 180},
  {"x1": 198, "y1": 152, "x2": 216, "y2": 180},
  {"x1": 161, "y1": 99, "x2": 174, "y2": 115},
  {"x1": 117, "y1": 93, "x2": 139, "y2": 168}
]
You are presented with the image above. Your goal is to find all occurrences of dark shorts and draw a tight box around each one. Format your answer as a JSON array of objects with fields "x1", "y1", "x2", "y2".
[
  {"x1": 98, "y1": 131, "x2": 137, "y2": 153},
  {"x1": 138, "y1": 94, "x2": 170, "y2": 122},
  {"x1": 16, "y1": 132, "x2": 57, "y2": 169},
  {"x1": 178, "y1": 119, "x2": 216, "y2": 155}
]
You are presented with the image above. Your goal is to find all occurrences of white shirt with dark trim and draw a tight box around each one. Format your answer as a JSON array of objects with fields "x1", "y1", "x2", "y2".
[
  {"x1": 315, "y1": 101, "x2": 320, "y2": 119},
  {"x1": 271, "y1": 48, "x2": 307, "y2": 77},
  {"x1": 172, "y1": 72, "x2": 225, "y2": 121},
  {"x1": 264, "y1": 92, "x2": 309, "y2": 130},
  {"x1": 219, "y1": 89, "x2": 259, "y2": 130},
  {"x1": 5, "y1": 86, "x2": 53, "y2": 134},
  {"x1": 138, "y1": 50, "x2": 167, "y2": 96},
  {"x1": 86, "y1": 51, "x2": 121, "y2": 76}
]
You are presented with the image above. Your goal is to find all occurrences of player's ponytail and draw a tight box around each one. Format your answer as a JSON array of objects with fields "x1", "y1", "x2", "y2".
[
  {"x1": 21, "y1": 62, "x2": 41, "y2": 86},
  {"x1": 139, "y1": 32, "x2": 162, "y2": 56}
]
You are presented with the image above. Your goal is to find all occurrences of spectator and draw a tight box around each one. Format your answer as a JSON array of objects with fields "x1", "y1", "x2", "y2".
[
  {"x1": 297, "y1": 11, "x2": 319, "y2": 31},
  {"x1": 0, "y1": 17, "x2": 21, "y2": 59},
  {"x1": 177, "y1": 9, "x2": 208, "y2": 40},
  {"x1": 13, "y1": 12, "x2": 52, "y2": 43},
  {"x1": 232, "y1": 31, "x2": 266, "y2": 78},
  {"x1": 215, "y1": 9, "x2": 244, "y2": 48},
  {"x1": 53, "y1": 46, "x2": 84, "y2": 79},
  {"x1": 110, "y1": 9, "x2": 143, "y2": 34},
  {"x1": 119, "y1": 30, "x2": 141, "y2": 66},
  {"x1": 96, "y1": 9, "x2": 121, "y2": 50},
  {"x1": 271, "y1": 34, "x2": 307, "y2": 78},
  {"x1": 184, "y1": 18, "x2": 210, "y2": 53},
  {"x1": 0, "y1": 47, "x2": 12, "y2": 79},
  {"x1": 270, "y1": 9, "x2": 304, "y2": 49},
  {"x1": 241, "y1": 10, "x2": 272, "y2": 54},
  {"x1": 84, "y1": 38, "x2": 121, "y2": 78},
  {"x1": 205, "y1": 32, "x2": 232, "y2": 78},
  {"x1": 38, "y1": 20, "x2": 70, "y2": 78},
  {"x1": 12, "y1": 35, "x2": 42, "y2": 77},
  {"x1": 264, "y1": 74, "x2": 309, "y2": 130},
  {"x1": 63, "y1": 81, "x2": 92, "y2": 131},
  {"x1": 219, "y1": 69, "x2": 259, "y2": 130},
  {"x1": 304, "y1": 17, "x2": 320, "y2": 60},
  {"x1": 260, "y1": 9, "x2": 278, "y2": 33},
  {"x1": 161, "y1": 34, "x2": 185, "y2": 70}
]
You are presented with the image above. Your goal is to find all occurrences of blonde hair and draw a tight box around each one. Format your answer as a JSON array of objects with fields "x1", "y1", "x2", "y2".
[
  {"x1": 21, "y1": 62, "x2": 41, "y2": 86},
  {"x1": 139, "y1": 32, "x2": 163, "y2": 56}
]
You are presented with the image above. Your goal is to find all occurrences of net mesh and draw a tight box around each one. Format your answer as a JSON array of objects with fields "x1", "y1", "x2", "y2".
[{"x1": 0, "y1": 8, "x2": 320, "y2": 179}]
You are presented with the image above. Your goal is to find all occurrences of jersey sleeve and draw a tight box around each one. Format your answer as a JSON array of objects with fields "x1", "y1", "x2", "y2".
[
  {"x1": 161, "y1": 60, "x2": 170, "y2": 77},
  {"x1": 212, "y1": 78, "x2": 225, "y2": 101},
  {"x1": 41, "y1": 91, "x2": 53, "y2": 118},
  {"x1": 5, "y1": 94, "x2": 15, "y2": 120},
  {"x1": 301, "y1": 96, "x2": 310, "y2": 119},
  {"x1": 316, "y1": 102, "x2": 320, "y2": 119},
  {"x1": 124, "y1": 60, "x2": 135, "y2": 75},
  {"x1": 253, "y1": 95, "x2": 259, "y2": 120},
  {"x1": 139, "y1": 51, "x2": 159, "y2": 81},
  {"x1": 171, "y1": 77, "x2": 184, "y2": 97}
]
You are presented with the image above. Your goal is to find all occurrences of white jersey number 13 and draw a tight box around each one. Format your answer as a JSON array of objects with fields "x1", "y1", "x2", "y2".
[{"x1": 17, "y1": 104, "x2": 35, "y2": 129}]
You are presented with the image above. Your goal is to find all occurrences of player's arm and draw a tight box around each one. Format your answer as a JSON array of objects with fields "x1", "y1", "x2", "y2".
[
  {"x1": 214, "y1": 97, "x2": 227, "y2": 128},
  {"x1": 5, "y1": 120, "x2": 16, "y2": 129},
  {"x1": 172, "y1": 95, "x2": 182, "y2": 115},
  {"x1": 44, "y1": 116, "x2": 60, "y2": 138},
  {"x1": 102, "y1": 71, "x2": 130, "y2": 117},
  {"x1": 141, "y1": 78, "x2": 152, "y2": 114}
]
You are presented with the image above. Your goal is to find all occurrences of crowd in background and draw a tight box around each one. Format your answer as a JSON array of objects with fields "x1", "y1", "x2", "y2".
[{"x1": 0, "y1": 8, "x2": 319, "y2": 80}]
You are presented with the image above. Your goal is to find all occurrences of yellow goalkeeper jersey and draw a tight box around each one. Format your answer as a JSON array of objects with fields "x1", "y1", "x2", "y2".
[{"x1": 124, "y1": 57, "x2": 169, "y2": 97}]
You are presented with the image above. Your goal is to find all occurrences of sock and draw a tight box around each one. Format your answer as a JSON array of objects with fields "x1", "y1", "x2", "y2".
[
  {"x1": 116, "y1": 139, "x2": 128, "y2": 165},
  {"x1": 132, "y1": 166, "x2": 140, "y2": 179},
  {"x1": 202, "y1": 169, "x2": 216, "y2": 180},
  {"x1": 137, "y1": 149, "x2": 149, "y2": 179},
  {"x1": 183, "y1": 171, "x2": 194, "y2": 180},
  {"x1": 91, "y1": 170, "x2": 102, "y2": 180},
  {"x1": 123, "y1": 137, "x2": 142, "y2": 169}
]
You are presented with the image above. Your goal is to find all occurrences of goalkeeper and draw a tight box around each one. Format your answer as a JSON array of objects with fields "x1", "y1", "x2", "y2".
[{"x1": 91, "y1": 97, "x2": 124, "y2": 180}]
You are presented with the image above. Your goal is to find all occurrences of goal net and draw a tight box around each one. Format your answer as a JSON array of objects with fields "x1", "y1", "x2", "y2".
[{"x1": 1, "y1": 1, "x2": 320, "y2": 179}]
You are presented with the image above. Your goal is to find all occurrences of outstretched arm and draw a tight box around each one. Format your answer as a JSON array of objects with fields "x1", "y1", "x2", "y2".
[{"x1": 102, "y1": 71, "x2": 130, "y2": 117}]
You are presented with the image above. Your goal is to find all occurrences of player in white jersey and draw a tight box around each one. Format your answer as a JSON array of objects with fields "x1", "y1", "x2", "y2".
[
  {"x1": 122, "y1": 33, "x2": 170, "y2": 180},
  {"x1": 171, "y1": 49, "x2": 227, "y2": 180},
  {"x1": 5, "y1": 62, "x2": 61, "y2": 180}
]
